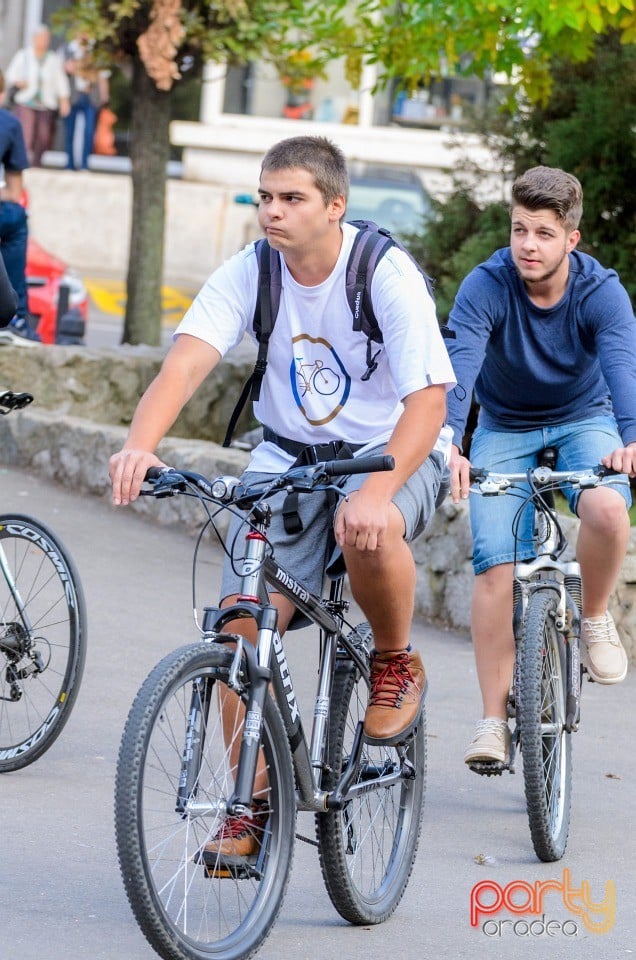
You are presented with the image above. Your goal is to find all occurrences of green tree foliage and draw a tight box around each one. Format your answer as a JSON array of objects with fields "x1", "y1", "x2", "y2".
[{"x1": 405, "y1": 192, "x2": 510, "y2": 323}]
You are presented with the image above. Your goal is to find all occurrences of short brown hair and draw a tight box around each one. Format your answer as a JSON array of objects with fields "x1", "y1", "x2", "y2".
[
  {"x1": 0, "y1": 70, "x2": 4, "y2": 96},
  {"x1": 261, "y1": 136, "x2": 349, "y2": 205},
  {"x1": 511, "y1": 166, "x2": 583, "y2": 230}
]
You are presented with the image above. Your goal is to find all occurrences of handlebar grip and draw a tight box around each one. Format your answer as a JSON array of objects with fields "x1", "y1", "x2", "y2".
[
  {"x1": 469, "y1": 467, "x2": 488, "y2": 481},
  {"x1": 324, "y1": 455, "x2": 395, "y2": 477},
  {"x1": 144, "y1": 466, "x2": 166, "y2": 482},
  {"x1": 597, "y1": 464, "x2": 620, "y2": 477}
]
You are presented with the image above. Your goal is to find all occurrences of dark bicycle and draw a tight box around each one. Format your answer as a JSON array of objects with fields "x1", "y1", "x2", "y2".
[
  {"x1": 0, "y1": 390, "x2": 87, "y2": 771},
  {"x1": 469, "y1": 447, "x2": 617, "y2": 861},
  {"x1": 114, "y1": 454, "x2": 426, "y2": 960}
]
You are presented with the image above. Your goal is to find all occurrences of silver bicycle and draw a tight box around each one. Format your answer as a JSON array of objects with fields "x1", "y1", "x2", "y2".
[{"x1": 469, "y1": 446, "x2": 617, "y2": 861}]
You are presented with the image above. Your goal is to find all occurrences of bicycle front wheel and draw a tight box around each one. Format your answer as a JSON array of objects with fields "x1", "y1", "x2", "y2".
[
  {"x1": 0, "y1": 514, "x2": 87, "y2": 772},
  {"x1": 518, "y1": 589, "x2": 572, "y2": 862},
  {"x1": 316, "y1": 624, "x2": 426, "y2": 924},
  {"x1": 115, "y1": 642, "x2": 296, "y2": 960}
]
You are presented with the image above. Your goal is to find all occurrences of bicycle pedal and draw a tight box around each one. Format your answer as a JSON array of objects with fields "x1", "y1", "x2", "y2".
[
  {"x1": 198, "y1": 853, "x2": 262, "y2": 880},
  {"x1": 467, "y1": 759, "x2": 510, "y2": 777}
]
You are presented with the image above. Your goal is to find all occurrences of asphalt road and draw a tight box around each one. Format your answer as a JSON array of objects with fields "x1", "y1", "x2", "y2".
[{"x1": 1, "y1": 465, "x2": 634, "y2": 960}]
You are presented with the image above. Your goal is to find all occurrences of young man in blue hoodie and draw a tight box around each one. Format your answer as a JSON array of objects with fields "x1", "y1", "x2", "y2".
[{"x1": 446, "y1": 166, "x2": 636, "y2": 768}]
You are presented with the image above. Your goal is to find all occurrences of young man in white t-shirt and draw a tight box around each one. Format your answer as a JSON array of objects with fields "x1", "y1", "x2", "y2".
[{"x1": 110, "y1": 135, "x2": 455, "y2": 757}]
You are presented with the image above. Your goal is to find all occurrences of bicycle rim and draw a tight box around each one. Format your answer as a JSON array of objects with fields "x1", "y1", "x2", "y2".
[
  {"x1": 115, "y1": 643, "x2": 295, "y2": 960},
  {"x1": 0, "y1": 514, "x2": 86, "y2": 772},
  {"x1": 519, "y1": 590, "x2": 572, "y2": 861},
  {"x1": 316, "y1": 624, "x2": 426, "y2": 924}
]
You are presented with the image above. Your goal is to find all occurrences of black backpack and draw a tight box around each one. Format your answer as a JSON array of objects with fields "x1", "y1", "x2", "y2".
[{"x1": 223, "y1": 219, "x2": 454, "y2": 447}]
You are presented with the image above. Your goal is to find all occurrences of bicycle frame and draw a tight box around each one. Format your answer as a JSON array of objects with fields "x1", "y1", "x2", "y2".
[{"x1": 181, "y1": 500, "x2": 400, "y2": 820}]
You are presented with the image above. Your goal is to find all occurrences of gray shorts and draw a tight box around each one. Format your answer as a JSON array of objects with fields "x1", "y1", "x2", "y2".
[{"x1": 220, "y1": 444, "x2": 449, "y2": 604}]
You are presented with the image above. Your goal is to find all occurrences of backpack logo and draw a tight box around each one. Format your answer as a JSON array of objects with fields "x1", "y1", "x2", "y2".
[{"x1": 353, "y1": 289, "x2": 363, "y2": 322}]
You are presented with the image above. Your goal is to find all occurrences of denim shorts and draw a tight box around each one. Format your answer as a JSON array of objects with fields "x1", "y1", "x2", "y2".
[
  {"x1": 469, "y1": 416, "x2": 631, "y2": 575},
  {"x1": 220, "y1": 444, "x2": 449, "y2": 605}
]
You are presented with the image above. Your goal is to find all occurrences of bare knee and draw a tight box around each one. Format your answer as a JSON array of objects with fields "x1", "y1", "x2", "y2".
[
  {"x1": 578, "y1": 489, "x2": 629, "y2": 538},
  {"x1": 474, "y1": 564, "x2": 513, "y2": 596}
]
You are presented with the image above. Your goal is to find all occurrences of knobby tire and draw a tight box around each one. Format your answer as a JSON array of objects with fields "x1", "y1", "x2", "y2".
[
  {"x1": 115, "y1": 641, "x2": 296, "y2": 960},
  {"x1": 518, "y1": 589, "x2": 572, "y2": 862},
  {"x1": 316, "y1": 623, "x2": 426, "y2": 923}
]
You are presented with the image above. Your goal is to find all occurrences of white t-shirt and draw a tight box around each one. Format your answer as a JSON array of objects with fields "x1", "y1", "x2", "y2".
[{"x1": 176, "y1": 223, "x2": 456, "y2": 472}]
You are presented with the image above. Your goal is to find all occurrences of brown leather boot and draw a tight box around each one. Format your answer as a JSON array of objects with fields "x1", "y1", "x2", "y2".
[
  {"x1": 196, "y1": 799, "x2": 269, "y2": 867},
  {"x1": 364, "y1": 648, "x2": 427, "y2": 744}
]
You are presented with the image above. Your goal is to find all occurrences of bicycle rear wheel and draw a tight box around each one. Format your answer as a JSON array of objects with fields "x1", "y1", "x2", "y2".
[
  {"x1": 115, "y1": 642, "x2": 296, "y2": 960},
  {"x1": 316, "y1": 624, "x2": 426, "y2": 924},
  {"x1": 518, "y1": 589, "x2": 572, "y2": 861},
  {"x1": 0, "y1": 514, "x2": 86, "y2": 772}
]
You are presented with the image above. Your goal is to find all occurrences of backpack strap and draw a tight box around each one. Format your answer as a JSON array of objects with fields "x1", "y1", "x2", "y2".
[
  {"x1": 251, "y1": 238, "x2": 282, "y2": 401},
  {"x1": 346, "y1": 220, "x2": 394, "y2": 339},
  {"x1": 346, "y1": 220, "x2": 454, "y2": 381},
  {"x1": 222, "y1": 238, "x2": 282, "y2": 447},
  {"x1": 346, "y1": 220, "x2": 397, "y2": 381}
]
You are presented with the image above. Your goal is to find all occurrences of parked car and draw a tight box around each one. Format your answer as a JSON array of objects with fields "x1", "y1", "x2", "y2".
[
  {"x1": 235, "y1": 161, "x2": 432, "y2": 243},
  {"x1": 346, "y1": 162, "x2": 432, "y2": 238},
  {"x1": 26, "y1": 238, "x2": 89, "y2": 344}
]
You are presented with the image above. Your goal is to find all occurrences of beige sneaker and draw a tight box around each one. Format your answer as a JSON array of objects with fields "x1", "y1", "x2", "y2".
[
  {"x1": 582, "y1": 613, "x2": 628, "y2": 684},
  {"x1": 464, "y1": 718, "x2": 511, "y2": 766}
]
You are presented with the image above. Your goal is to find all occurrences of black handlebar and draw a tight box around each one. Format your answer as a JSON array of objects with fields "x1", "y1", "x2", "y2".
[
  {"x1": 143, "y1": 454, "x2": 395, "y2": 501},
  {"x1": 324, "y1": 454, "x2": 394, "y2": 477}
]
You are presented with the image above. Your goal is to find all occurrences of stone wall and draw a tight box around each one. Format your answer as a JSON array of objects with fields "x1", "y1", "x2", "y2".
[
  {"x1": 2, "y1": 343, "x2": 635, "y2": 661},
  {"x1": 0, "y1": 341, "x2": 258, "y2": 445}
]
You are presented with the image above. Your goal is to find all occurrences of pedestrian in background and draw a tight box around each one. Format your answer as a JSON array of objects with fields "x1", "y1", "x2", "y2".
[
  {"x1": 0, "y1": 69, "x2": 39, "y2": 344},
  {"x1": 64, "y1": 33, "x2": 110, "y2": 171},
  {"x1": 5, "y1": 24, "x2": 70, "y2": 167}
]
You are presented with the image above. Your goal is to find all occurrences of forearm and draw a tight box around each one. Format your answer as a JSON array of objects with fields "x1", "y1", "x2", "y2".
[{"x1": 123, "y1": 335, "x2": 221, "y2": 452}]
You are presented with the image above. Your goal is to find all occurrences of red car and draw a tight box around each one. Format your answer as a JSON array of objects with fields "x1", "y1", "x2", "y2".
[{"x1": 26, "y1": 237, "x2": 89, "y2": 345}]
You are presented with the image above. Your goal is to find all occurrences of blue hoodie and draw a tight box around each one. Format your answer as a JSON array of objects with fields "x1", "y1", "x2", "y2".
[{"x1": 445, "y1": 247, "x2": 636, "y2": 451}]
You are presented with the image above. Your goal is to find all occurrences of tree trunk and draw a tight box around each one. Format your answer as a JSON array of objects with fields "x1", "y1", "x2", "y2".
[{"x1": 122, "y1": 55, "x2": 172, "y2": 345}]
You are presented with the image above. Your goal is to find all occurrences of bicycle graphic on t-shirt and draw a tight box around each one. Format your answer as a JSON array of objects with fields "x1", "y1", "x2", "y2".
[
  {"x1": 295, "y1": 358, "x2": 341, "y2": 397},
  {"x1": 290, "y1": 334, "x2": 351, "y2": 426}
]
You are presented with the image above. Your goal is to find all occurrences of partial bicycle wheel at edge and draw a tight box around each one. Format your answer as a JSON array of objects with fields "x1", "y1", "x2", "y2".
[
  {"x1": 115, "y1": 642, "x2": 296, "y2": 960},
  {"x1": 316, "y1": 623, "x2": 426, "y2": 924},
  {"x1": 518, "y1": 589, "x2": 572, "y2": 862},
  {"x1": 0, "y1": 514, "x2": 87, "y2": 772}
]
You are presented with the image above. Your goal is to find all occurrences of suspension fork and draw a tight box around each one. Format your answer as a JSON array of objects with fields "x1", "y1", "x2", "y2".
[
  {"x1": 309, "y1": 577, "x2": 346, "y2": 784},
  {"x1": 176, "y1": 674, "x2": 215, "y2": 815}
]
